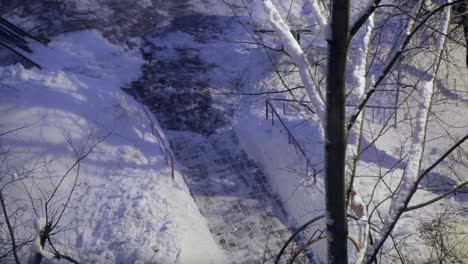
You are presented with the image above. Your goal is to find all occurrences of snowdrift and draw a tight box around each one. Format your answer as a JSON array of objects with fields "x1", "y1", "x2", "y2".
[{"x1": 0, "y1": 30, "x2": 225, "y2": 263}]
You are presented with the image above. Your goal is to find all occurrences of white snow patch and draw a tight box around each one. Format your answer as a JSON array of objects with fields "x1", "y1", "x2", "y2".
[
  {"x1": 0, "y1": 30, "x2": 224, "y2": 263},
  {"x1": 28, "y1": 218, "x2": 55, "y2": 262}
]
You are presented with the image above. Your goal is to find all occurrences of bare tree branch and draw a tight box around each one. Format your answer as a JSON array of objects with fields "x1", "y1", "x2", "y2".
[
  {"x1": 405, "y1": 179, "x2": 468, "y2": 211},
  {"x1": 0, "y1": 191, "x2": 20, "y2": 264},
  {"x1": 365, "y1": 134, "x2": 468, "y2": 263},
  {"x1": 350, "y1": 0, "x2": 382, "y2": 39}
]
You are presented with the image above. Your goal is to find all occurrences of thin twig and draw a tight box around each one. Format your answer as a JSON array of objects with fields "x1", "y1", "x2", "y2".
[{"x1": 0, "y1": 191, "x2": 20, "y2": 264}]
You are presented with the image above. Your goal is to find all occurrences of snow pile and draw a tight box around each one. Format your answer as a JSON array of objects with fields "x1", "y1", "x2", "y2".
[
  {"x1": 0, "y1": 30, "x2": 224, "y2": 263},
  {"x1": 234, "y1": 103, "x2": 329, "y2": 262}
]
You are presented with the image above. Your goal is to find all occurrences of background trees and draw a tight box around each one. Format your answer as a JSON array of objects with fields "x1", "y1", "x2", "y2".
[
  {"x1": 225, "y1": 0, "x2": 467, "y2": 262},
  {"x1": 0, "y1": 0, "x2": 466, "y2": 263}
]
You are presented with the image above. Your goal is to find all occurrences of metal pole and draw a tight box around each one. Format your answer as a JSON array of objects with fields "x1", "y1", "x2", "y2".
[
  {"x1": 271, "y1": 109, "x2": 274, "y2": 125},
  {"x1": 454, "y1": 79, "x2": 458, "y2": 106},
  {"x1": 171, "y1": 155, "x2": 175, "y2": 179},
  {"x1": 395, "y1": 77, "x2": 400, "y2": 128},
  {"x1": 383, "y1": 108, "x2": 386, "y2": 124}
]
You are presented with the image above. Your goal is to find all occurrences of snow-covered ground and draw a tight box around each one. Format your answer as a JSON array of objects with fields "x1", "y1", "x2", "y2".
[
  {"x1": 1, "y1": 0, "x2": 467, "y2": 263},
  {"x1": 0, "y1": 30, "x2": 225, "y2": 263}
]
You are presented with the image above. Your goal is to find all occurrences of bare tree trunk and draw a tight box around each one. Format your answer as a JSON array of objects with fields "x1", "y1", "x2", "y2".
[{"x1": 325, "y1": 0, "x2": 349, "y2": 263}]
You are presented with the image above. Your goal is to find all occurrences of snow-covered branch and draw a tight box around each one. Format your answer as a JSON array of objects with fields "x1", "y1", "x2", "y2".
[
  {"x1": 347, "y1": 0, "x2": 424, "y2": 132},
  {"x1": 261, "y1": 0, "x2": 326, "y2": 135},
  {"x1": 388, "y1": 0, "x2": 452, "y2": 225},
  {"x1": 347, "y1": 0, "x2": 462, "y2": 133},
  {"x1": 350, "y1": 0, "x2": 381, "y2": 38},
  {"x1": 345, "y1": 12, "x2": 374, "y2": 192},
  {"x1": 306, "y1": 0, "x2": 330, "y2": 37},
  {"x1": 345, "y1": 13, "x2": 375, "y2": 263}
]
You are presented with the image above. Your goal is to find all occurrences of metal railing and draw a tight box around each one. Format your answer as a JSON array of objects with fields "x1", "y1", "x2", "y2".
[
  {"x1": 348, "y1": 103, "x2": 398, "y2": 128},
  {"x1": 265, "y1": 92, "x2": 401, "y2": 182},
  {"x1": 346, "y1": 86, "x2": 399, "y2": 128},
  {"x1": 132, "y1": 89, "x2": 175, "y2": 178},
  {"x1": 265, "y1": 99, "x2": 317, "y2": 184},
  {"x1": 269, "y1": 90, "x2": 400, "y2": 129}
]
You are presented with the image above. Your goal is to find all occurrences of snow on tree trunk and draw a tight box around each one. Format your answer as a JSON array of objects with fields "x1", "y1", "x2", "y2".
[
  {"x1": 388, "y1": 0, "x2": 451, "y2": 227},
  {"x1": 28, "y1": 218, "x2": 54, "y2": 264},
  {"x1": 346, "y1": 13, "x2": 374, "y2": 263},
  {"x1": 346, "y1": 12, "x2": 374, "y2": 188},
  {"x1": 261, "y1": 0, "x2": 326, "y2": 136}
]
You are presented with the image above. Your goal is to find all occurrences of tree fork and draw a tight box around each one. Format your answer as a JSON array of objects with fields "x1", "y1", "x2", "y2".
[{"x1": 325, "y1": 0, "x2": 350, "y2": 263}]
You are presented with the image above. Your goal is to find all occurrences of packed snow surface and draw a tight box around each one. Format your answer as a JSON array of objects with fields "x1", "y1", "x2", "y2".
[{"x1": 0, "y1": 30, "x2": 225, "y2": 263}]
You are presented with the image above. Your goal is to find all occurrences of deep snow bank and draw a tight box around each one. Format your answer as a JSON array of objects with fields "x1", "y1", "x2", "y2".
[
  {"x1": 234, "y1": 102, "x2": 332, "y2": 262},
  {"x1": 0, "y1": 30, "x2": 224, "y2": 263}
]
